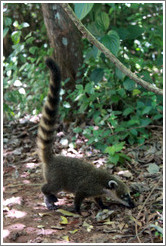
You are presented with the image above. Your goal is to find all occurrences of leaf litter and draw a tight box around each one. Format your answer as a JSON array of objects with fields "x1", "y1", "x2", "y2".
[{"x1": 3, "y1": 118, "x2": 163, "y2": 243}]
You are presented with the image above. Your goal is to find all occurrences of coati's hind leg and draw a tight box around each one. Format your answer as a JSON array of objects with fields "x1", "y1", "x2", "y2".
[
  {"x1": 44, "y1": 194, "x2": 58, "y2": 210},
  {"x1": 74, "y1": 192, "x2": 87, "y2": 214},
  {"x1": 41, "y1": 183, "x2": 59, "y2": 210}
]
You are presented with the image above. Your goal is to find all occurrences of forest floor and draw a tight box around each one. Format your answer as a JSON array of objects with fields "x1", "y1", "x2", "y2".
[{"x1": 3, "y1": 115, "x2": 163, "y2": 244}]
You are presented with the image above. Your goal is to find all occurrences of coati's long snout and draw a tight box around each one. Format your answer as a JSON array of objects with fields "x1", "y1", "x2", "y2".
[
  {"x1": 103, "y1": 179, "x2": 135, "y2": 209},
  {"x1": 37, "y1": 58, "x2": 135, "y2": 213}
]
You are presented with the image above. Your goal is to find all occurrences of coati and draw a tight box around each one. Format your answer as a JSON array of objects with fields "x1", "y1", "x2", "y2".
[{"x1": 37, "y1": 57, "x2": 135, "y2": 214}]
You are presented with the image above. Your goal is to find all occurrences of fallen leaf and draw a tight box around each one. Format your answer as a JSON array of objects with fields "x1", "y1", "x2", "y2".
[
  {"x1": 69, "y1": 229, "x2": 78, "y2": 234},
  {"x1": 96, "y1": 209, "x2": 115, "y2": 222},
  {"x1": 51, "y1": 226, "x2": 64, "y2": 230},
  {"x1": 57, "y1": 209, "x2": 79, "y2": 217},
  {"x1": 129, "y1": 215, "x2": 142, "y2": 226},
  {"x1": 147, "y1": 163, "x2": 159, "y2": 174},
  {"x1": 103, "y1": 219, "x2": 115, "y2": 225},
  {"x1": 118, "y1": 170, "x2": 133, "y2": 178},
  {"x1": 60, "y1": 216, "x2": 68, "y2": 225},
  {"x1": 62, "y1": 235, "x2": 69, "y2": 242},
  {"x1": 39, "y1": 213, "x2": 52, "y2": 217},
  {"x1": 83, "y1": 221, "x2": 93, "y2": 232},
  {"x1": 37, "y1": 225, "x2": 45, "y2": 228},
  {"x1": 118, "y1": 222, "x2": 125, "y2": 230},
  {"x1": 156, "y1": 195, "x2": 163, "y2": 202},
  {"x1": 150, "y1": 224, "x2": 163, "y2": 234}
]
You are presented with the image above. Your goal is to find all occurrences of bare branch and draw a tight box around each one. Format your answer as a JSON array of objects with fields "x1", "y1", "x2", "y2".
[{"x1": 61, "y1": 3, "x2": 163, "y2": 96}]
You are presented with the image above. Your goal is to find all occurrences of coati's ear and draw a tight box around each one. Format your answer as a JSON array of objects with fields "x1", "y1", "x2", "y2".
[{"x1": 108, "y1": 180, "x2": 118, "y2": 189}]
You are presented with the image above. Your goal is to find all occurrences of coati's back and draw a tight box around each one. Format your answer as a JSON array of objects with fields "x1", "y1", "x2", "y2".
[{"x1": 37, "y1": 58, "x2": 135, "y2": 213}]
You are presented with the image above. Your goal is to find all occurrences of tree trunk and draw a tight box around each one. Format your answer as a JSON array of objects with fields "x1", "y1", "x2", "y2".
[{"x1": 41, "y1": 3, "x2": 83, "y2": 87}]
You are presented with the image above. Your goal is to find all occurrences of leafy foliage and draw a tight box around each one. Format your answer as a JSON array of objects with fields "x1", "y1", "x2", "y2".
[
  {"x1": 63, "y1": 3, "x2": 163, "y2": 153},
  {"x1": 104, "y1": 142, "x2": 131, "y2": 165},
  {"x1": 3, "y1": 3, "x2": 163, "y2": 163},
  {"x1": 74, "y1": 3, "x2": 94, "y2": 20},
  {"x1": 3, "y1": 3, "x2": 53, "y2": 118}
]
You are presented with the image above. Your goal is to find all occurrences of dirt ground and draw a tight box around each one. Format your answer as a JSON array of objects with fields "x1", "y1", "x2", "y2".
[{"x1": 3, "y1": 117, "x2": 163, "y2": 243}]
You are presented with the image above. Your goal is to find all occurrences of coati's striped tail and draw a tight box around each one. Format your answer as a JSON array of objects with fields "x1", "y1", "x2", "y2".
[{"x1": 37, "y1": 58, "x2": 61, "y2": 164}]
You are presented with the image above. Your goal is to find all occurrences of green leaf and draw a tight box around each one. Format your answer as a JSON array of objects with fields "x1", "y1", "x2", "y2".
[
  {"x1": 87, "y1": 22, "x2": 104, "y2": 37},
  {"x1": 101, "y1": 31, "x2": 120, "y2": 56},
  {"x1": 127, "y1": 25, "x2": 144, "y2": 40},
  {"x1": 12, "y1": 43, "x2": 24, "y2": 54},
  {"x1": 11, "y1": 31, "x2": 21, "y2": 44},
  {"x1": 29, "y1": 46, "x2": 38, "y2": 55},
  {"x1": 96, "y1": 12, "x2": 110, "y2": 31},
  {"x1": 115, "y1": 127, "x2": 125, "y2": 133},
  {"x1": 63, "y1": 102, "x2": 71, "y2": 108},
  {"x1": 115, "y1": 27, "x2": 130, "y2": 40},
  {"x1": 130, "y1": 129, "x2": 138, "y2": 136},
  {"x1": 123, "y1": 107, "x2": 133, "y2": 116},
  {"x1": 19, "y1": 22, "x2": 30, "y2": 29},
  {"x1": 4, "y1": 17, "x2": 12, "y2": 26},
  {"x1": 153, "y1": 114, "x2": 163, "y2": 120},
  {"x1": 25, "y1": 31, "x2": 32, "y2": 39},
  {"x1": 128, "y1": 135, "x2": 135, "y2": 145},
  {"x1": 108, "y1": 154, "x2": 119, "y2": 165},
  {"x1": 85, "y1": 82, "x2": 94, "y2": 94},
  {"x1": 90, "y1": 68, "x2": 104, "y2": 84},
  {"x1": 132, "y1": 89, "x2": 141, "y2": 96},
  {"x1": 26, "y1": 37, "x2": 35, "y2": 44},
  {"x1": 115, "y1": 68, "x2": 125, "y2": 81},
  {"x1": 127, "y1": 119, "x2": 139, "y2": 126},
  {"x1": 142, "y1": 106, "x2": 152, "y2": 115},
  {"x1": 123, "y1": 78, "x2": 135, "y2": 91},
  {"x1": 75, "y1": 84, "x2": 83, "y2": 92},
  {"x1": 140, "y1": 118, "x2": 151, "y2": 126},
  {"x1": 74, "y1": 3, "x2": 94, "y2": 20},
  {"x1": 105, "y1": 142, "x2": 125, "y2": 155},
  {"x1": 118, "y1": 88, "x2": 126, "y2": 97},
  {"x1": 139, "y1": 71, "x2": 153, "y2": 83},
  {"x1": 73, "y1": 127, "x2": 82, "y2": 133},
  {"x1": 74, "y1": 93, "x2": 83, "y2": 101},
  {"x1": 119, "y1": 153, "x2": 131, "y2": 162}
]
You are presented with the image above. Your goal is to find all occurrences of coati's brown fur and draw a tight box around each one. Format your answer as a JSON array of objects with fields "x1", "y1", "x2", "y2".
[{"x1": 37, "y1": 58, "x2": 135, "y2": 213}]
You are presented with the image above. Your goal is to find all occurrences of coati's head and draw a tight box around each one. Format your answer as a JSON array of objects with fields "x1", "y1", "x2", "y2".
[{"x1": 104, "y1": 177, "x2": 135, "y2": 208}]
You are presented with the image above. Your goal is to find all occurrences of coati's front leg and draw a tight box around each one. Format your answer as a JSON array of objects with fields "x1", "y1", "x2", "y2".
[
  {"x1": 74, "y1": 184, "x2": 105, "y2": 213},
  {"x1": 41, "y1": 183, "x2": 58, "y2": 210},
  {"x1": 95, "y1": 197, "x2": 110, "y2": 210}
]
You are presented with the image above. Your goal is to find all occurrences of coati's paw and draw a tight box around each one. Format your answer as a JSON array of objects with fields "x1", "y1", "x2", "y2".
[
  {"x1": 46, "y1": 203, "x2": 58, "y2": 210},
  {"x1": 44, "y1": 195, "x2": 58, "y2": 210}
]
